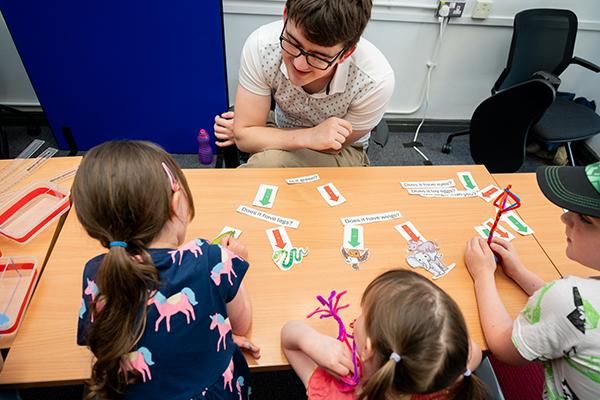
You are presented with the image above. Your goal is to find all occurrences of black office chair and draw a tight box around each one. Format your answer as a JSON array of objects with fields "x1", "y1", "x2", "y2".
[
  {"x1": 469, "y1": 79, "x2": 555, "y2": 172},
  {"x1": 443, "y1": 8, "x2": 600, "y2": 165}
]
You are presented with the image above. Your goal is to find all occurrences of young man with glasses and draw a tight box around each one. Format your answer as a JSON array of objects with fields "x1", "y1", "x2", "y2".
[{"x1": 214, "y1": 0, "x2": 394, "y2": 167}]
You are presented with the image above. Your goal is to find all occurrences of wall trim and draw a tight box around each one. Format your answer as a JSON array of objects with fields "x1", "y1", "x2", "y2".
[{"x1": 223, "y1": 0, "x2": 600, "y2": 32}]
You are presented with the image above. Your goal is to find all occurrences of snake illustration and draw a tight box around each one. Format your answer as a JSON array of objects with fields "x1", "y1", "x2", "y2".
[{"x1": 272, "y1": 247, "x2": 309, "y2": 270}]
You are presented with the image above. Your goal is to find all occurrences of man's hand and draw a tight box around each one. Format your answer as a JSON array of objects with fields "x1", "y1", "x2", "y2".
[
  {"x1": 214, "y1": 111, "x2": 235, "y2": 147},
  {"x1": 305, "y1": 117, "x2": 352, "y2": 152}
]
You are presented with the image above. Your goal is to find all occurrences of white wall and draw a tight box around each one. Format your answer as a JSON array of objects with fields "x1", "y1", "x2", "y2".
[{"x1": 2, "y1": 0, "x2": 600, "y2": 119}]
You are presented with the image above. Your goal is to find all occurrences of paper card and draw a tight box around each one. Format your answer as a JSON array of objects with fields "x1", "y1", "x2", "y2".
[
  {"x1": 412, "y1": 189, "x2": 478, "y2": 198},
  {"x1": 252, "y1": 184, "x2": 279, "y2": 209},
  {"x1": 478, "y1": 184, "x2": 502, "y2": 202},
  {"x1": 483, "y1": 218, "x2": 516, "y2": 241},
  {"x1": 317, "y1": 183, "x2": 346, "y2": 206},
  {"x1": 340, "y1": 211, "x2": 402, "y2": 226},
  {"x1": 286, "y1": 174, "x2": 320, "y2": 184},
  {"x1": 236, "y1": 205, "x2": 300, "y2": 229},
  {"x1": 501, "y1": 211, "x2": 534, "y2": 235},
  {"x1": 407, "y1": 188, "x2": 458, "y2": 196},
  {"x1": 395, "y1": 222, "x2": 426, "y2": 242},
  {"x1": 474, "y1": 225, "x2": 491, "y2": 240},
  {"x1": 341, "y1": 247, "x2": 370, "y2": 271},
  {"x1": 266, "y1": 226, "x2": 293, "y2": 252},
  {"x1": 344, "y1": 225, "x2": 364, "y2": 250},
  {"x1": 457, "y1": 171, "x2": 479, "y2": 191},
  {"x1": 272, "y1": 247, "x2": 308, "y2": 271},
  {"x1": 400, "y1": 179, "x2": 455, "y2": 189},
  {"x1": 211, "y1": 226, "x2": 242, "y2": 244},
  {"x1": 405, "y1": 240, "x2": 456, "y2": 280}
]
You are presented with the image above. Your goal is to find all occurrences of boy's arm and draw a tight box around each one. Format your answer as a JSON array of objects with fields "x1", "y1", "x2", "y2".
[
  {"x1": 465, "y1": 238, "x2": 529, "y2": 366},
  {"x1": 472, "y1": 276, "x2": 529, "y2": 366},
  {"x1": 233, "y1": 85, "x2": 352, "y2": 154},
  {"x1": 489, "y1": 238, "x2": 545, "y2": 296}
]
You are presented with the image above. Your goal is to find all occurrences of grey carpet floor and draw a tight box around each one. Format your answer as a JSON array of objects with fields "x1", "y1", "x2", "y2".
[{"x1": 1, "y1": 125, "x2": 550, "y2": 400}]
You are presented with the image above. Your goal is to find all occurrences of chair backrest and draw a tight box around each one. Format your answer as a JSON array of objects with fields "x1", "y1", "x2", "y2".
[
  {"x1": 470, "y1": 79, "x2": 555, "y2": 172},
  {"x1": 494, "y1": 9, "x2": 577, "y2": 92}
]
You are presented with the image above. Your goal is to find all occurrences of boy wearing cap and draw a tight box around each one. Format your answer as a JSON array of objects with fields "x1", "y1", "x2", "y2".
[
  {"x1": 464, "y1": 162, "x2": 600, "y2": 399},
  {"x1": 213, "y1": 0, "x2": 394, "y2": 167}
]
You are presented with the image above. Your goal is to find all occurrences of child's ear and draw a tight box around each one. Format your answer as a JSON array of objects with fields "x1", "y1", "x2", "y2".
[
  {"x1": 361, "y1": 337, "x2": 375, "y2": 362},
  {"x1": 171, "y1": 190, "x2": 184, "y2": 219}
]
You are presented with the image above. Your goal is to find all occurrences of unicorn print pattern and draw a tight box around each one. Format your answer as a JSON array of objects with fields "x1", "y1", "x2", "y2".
[
  {"x1": 123, "y1": 347, "x2": 155, "y2": 383},
  {"x1": 84, "y1": 278, "x2": 98, "y2": 321},
  {"x1": 78, "y1": 241, "x2": 252, "y2": 399},
  {"x1": 168, "y1": 239, "x2": 204, "y2": 265},
  {"x1": 210, "y1": 313, "x2": 232, "y2": 351},
  {"x1": 223, "y1": 359, "x2": 234, "y2": 392},
  {"x1": 148, "y1": 288, "x2": 198, "y2": 332},
  {"x1": 210, "y1": 246, "x2": 241, "y2": 286},
  {"x1": 79, "y1": 298, "x2": 86, "y2": 319},
  {"x1": 236, "y1": 376, "x2": 245, "y2": 400}
]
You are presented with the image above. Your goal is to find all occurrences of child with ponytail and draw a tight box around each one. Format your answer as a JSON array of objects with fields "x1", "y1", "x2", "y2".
[
  {"x1": 74, "y1": 141, "x2": 258, "y2": 400},
  {"x1": 282, "y1": 269, "x2": 488, "y2": 400}
]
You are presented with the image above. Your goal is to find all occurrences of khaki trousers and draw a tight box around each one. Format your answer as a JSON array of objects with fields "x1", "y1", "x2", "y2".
[{"x1": 239, "y1": 146, "x2": 369, "y2": 168}]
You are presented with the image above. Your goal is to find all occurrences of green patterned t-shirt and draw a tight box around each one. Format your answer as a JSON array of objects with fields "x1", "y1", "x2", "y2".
[{"x1": 513, "y1": 276, "x2": 600, "y2": 399}]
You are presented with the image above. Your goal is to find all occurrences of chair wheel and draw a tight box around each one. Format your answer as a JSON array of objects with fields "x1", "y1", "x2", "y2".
[{"x1": 441, "y1": 144, "x2": 452, "y2": 154}]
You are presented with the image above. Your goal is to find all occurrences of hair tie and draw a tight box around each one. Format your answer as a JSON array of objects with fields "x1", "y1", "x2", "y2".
[
  {"x1": 464, "y1": 368, "x2": 472, "y2": 377},
  {"x1": 109, "y1": 241, "x2": 128, "y2": 248},
  {"x1": 389, "y1": 352, "x2": 401, "y2": 363}
]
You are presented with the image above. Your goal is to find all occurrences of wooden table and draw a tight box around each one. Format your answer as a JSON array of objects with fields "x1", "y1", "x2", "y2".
[
  {"x1": 0, "y1": 157, "x2": 81, "y2": 349},
  {"x1": 493, "y1": 173, "x2": 590, "y2": 277},
  {"x1": 0, "y1": 165, "x2": 561, "y2": 386}
]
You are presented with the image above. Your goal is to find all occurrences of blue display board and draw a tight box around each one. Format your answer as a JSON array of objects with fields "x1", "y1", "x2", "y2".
[{"x1": 0, "y1": 1, "x2": 228, "y2": 153}]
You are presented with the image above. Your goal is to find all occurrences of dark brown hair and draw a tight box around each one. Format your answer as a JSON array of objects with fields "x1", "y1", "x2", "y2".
[
  {"x1": 357, "y1": 270, "x2": 489, "y2": 400},
  {"x1": 285, "y1": 0, "x2": 372, "y2": 48},
  {"x1": 72, "y1": 140, "x2": 194, "y2": 399}
]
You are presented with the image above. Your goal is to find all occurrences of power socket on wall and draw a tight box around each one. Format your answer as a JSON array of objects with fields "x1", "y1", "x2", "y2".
[
  {"x1": 437, "y1": 1, "x2": 466, "y2": 18},
  {"x1": 472, "y1": 0, "x2": 493, "y2": 19}
]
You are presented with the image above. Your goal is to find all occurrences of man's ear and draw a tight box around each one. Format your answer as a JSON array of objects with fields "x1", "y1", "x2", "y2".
[
  {"x1": 283, "y1": 7, "x2": 287, "y2": 21},
  {"x1": 338, "y1": 45, "x2": 357, "y2": 63}
]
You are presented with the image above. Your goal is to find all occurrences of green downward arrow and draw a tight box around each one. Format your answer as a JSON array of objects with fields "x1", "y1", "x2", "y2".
[
  {"x1": 463, "y1": 175, "x2": 475, "y2": 190},
  {"x1": 259, "y1": 188, "x2": 273, "y2": 206},
  {"x1": 348, "y1": 227, "x2": 361, "y2": 247},
  {"x1": 482, "y1": 228, "x2": 490, "y2": 237},
  {"x1": 508, "y1": 215, "x2": 528, "y2": 232}
]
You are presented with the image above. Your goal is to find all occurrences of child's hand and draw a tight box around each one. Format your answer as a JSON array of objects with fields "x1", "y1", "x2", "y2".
[
  {"x1": 464, "y1": 237, "x2": 497, "y2": 282},
  {"x1": 489, "y1": 237, "x2": 526, "y2": 279},
  {"x1": 233, "y1": 334, "x2": 261, "y2": 359},
  {"x1": 222, "y1": 236, "x2": 248, "y2": 260},
  {"x1": 306, "y1": 334, "x2": 354, "y2": 378}
]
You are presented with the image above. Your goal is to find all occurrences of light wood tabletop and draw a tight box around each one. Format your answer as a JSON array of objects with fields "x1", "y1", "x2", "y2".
[
  {"x1": 0, "y1": 156, "x2": 81, "y2": 349},
  {"x1": 492, "y1": 173, "x2": 590, "y2": 278},
  {"x1": 0, "y1": 165, "x2": 561, "y2": 386}
]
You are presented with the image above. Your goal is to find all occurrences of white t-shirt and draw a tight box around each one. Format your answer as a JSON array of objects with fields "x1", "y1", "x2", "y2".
[
  {"x1": 512, "y1": 276, "x2": 600, "y2": 399},
  {"x1": 238, "y1": 20, "x2": 395, "y2": 148}
]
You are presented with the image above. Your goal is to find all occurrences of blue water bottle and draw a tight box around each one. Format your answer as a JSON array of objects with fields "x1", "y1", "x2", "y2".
[{"x1": 197, "y1": 129, "x2": 213, "y2": 165}]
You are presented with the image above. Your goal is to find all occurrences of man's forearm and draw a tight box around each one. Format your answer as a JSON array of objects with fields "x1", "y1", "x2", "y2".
[{"x1": 234, "y1": 126, "x2": 311, "y2": 153}]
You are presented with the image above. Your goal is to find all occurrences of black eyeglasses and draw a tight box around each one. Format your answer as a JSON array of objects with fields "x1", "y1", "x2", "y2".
[{"x1": 279, "y1": 21, "x2": 346, "y2": 71}]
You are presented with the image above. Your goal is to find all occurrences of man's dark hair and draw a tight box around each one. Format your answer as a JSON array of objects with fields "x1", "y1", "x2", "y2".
[{"x1": 286, "y1": 0, "x2": 372, "y2": 48}]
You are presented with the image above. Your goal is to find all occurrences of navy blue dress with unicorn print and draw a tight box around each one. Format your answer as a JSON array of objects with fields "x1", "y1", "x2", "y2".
[{"x1": 77, "y1": 239, "x2": 252, "y2": 400}]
